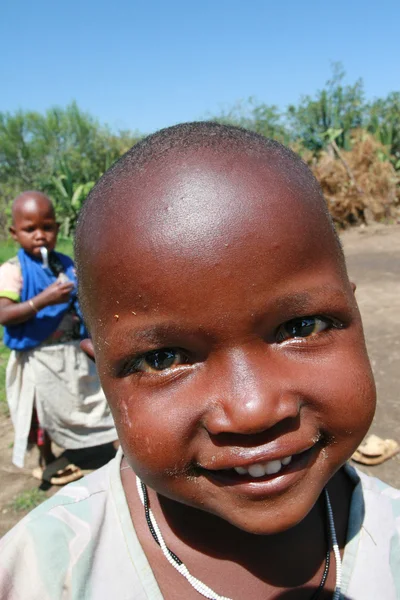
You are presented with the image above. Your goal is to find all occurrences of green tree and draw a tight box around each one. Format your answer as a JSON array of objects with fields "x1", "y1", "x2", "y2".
[
  {"x1": 288, "y1": 63, "x2": 365, "y2": 152},
  {"x1": 210, "y1": 97, "x2": 290, "y2": 143},
  {"x1": 366, "y1": 92, "x2": 400, "y2": 168},
  {"x1": 47, "y1": 162, "x2": 95, "y2": 236},
  {"x1": 0, "y1": 103, "x2": 141, "y2": 236}
]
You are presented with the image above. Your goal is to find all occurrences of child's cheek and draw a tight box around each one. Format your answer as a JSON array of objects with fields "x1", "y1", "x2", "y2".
[
  {"x1": 307, "y1": 342, "x2": 376, "y2": 452},
  {"x1": 109, "y1": 386, "x2": 196, "y2": 478}
]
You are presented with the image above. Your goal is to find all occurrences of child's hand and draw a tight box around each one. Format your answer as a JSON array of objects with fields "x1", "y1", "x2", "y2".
[
  {"x1": 0, "y1": 280, "x2": 75, "y2": 326},
  {"x1": 36, "y1": 280, "x2": 75, "y2": 307}
]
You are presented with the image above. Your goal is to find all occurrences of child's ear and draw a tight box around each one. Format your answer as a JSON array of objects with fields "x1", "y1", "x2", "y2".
[
  {"x1": 80, "y1": 338, "x2": 96, "y2": 362},
  {"x1": 9, "y1": 226, "x2": 17, "y2": 241},
  {"x1": 350, "y1": 281, "x2": 357, "y2": 294}
]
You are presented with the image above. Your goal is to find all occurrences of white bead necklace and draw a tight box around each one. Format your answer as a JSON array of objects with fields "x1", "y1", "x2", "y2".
[{"x1": 136, "y1": 477, "x2": 342, "y2": 599}]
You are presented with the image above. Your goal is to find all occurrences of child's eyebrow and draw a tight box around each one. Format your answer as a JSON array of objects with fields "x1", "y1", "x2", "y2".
[
  {"x1": 113, "y1": 323, "x2": 196, "y2": 347},
  {"x1": 273, "y1": 286, "x2": 350, "y2": 314}
]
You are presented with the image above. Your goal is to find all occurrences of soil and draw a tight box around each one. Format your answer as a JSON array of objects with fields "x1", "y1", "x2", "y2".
[
  {"x1": 342, "y1": 224, "x2": 400, "y2": 486},
  {"x1": 1, "y1": 224, "x2": 399, "y2": 537}
]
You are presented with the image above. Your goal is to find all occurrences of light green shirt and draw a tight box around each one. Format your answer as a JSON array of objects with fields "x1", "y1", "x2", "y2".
[{"x1": 1, "y1": 449, "x2": 399, "y2": 599}]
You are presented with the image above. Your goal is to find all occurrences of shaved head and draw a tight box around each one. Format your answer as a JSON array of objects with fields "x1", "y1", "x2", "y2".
[
  {"x1": 12, "y1": 191, "x2": 55, "y2": 222},
  {"x1": 77, "y1": 121, "x2": 325, "y2": 226},
  {"x1": 75, "y1": 122, "x2": 343, "y2": 325}
]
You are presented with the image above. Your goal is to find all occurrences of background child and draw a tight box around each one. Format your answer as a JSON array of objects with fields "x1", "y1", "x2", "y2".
[
  {"x1": 0, "y1": 191, "x2": 117, "y2": 484},
  {"x1": 1, "y1": 125, "x2": 399, "y2": 598}
]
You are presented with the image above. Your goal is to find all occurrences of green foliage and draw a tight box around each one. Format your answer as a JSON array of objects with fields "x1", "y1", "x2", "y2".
[
  {"x1": 9, "y1": 488, "x2": 47, "y2": 512},
  {"x1": 366, "y1": 92, "x2": 400, "y2": 167},
  {"x1": 211, "y1": 97, "x2": 290, "y2": 144},
  {"x1": 288, "y1": 63, "x2": 365, "y2": 151},
  {"x1": 210, "y1": 63, "x2": 400, "y2": 182},
  {"x1": 210, "y1": 64, "x2": 398, "y2": 167},
  {"x1": 0, "y1": 239, "x2": 19, "y2": 264},
  {"x1": 55, "y1": 238, "x2": 74, "y2": 258},
  {"x1": 0, "y1": 103, "x2": 142, "y2": 237},
  {"x1": 47, "y1": 162, "x2": 95, "y2": 236}
]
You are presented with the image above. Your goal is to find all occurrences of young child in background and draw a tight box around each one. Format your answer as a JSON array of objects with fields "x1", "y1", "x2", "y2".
[
  {"x1": 1, "y1": 125, "x2": 399, "y2": 599},
  {"x1": 0, "y1": 191, "x2": 117, "y2": 484}
]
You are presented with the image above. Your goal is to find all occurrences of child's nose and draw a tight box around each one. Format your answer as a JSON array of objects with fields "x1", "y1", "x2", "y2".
[{"x1": 202, "y1": 348, "x2": 301, "y2": 436}]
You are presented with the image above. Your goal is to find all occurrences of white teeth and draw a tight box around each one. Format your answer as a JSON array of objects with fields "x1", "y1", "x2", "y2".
[
  {"x1": 248, "y1": 464, "x2": 266, "y2": 478},
  {"x1": 234, "y1": 466, "x2": 247, "y2": 475},
  {"x1": 265, "y1": 460, "x2": 282, "y2": 475},
  {"x1": 233, "y1": 455, "x2": 292, "y2": 477}
]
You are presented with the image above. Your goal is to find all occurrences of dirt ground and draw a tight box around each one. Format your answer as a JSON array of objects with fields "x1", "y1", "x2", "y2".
[
  {"x1": 0, "y1": 224, "x2": 399, "y2": 537},
  {"x1": 341, "y1": 224, "x2": 400, "y2": 487}
]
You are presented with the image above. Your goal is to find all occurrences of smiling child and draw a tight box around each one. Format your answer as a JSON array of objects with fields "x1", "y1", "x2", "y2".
[{"x1": 0, "y1": 123, "x2": 399, "y2": 599}]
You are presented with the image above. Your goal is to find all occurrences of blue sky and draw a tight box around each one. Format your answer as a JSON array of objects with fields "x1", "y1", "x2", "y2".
[{"x1": 1, "y1": 0, "x2": 399, "y2": 134}]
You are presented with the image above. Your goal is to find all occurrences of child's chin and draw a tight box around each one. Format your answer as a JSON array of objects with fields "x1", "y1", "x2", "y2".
[
  {"x1": 227, "y1": 511, "x2": 306, "y2": 536},
  {"x1": 206, "y1": 496, "x2": 314, "y2": 536},
  {"x1": 24, "y1": 249, "x2": 41, "y2": 258},
  {"x1": 27, "y1": 245, "x2": 55, "y2": 257}
]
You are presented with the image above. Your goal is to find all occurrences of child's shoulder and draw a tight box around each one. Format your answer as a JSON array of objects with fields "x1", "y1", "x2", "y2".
[
  {"x1": 0, "y1": 255, "x2": 22, "y2": 301},
  {"x1": 0, "y1": 460, "x2": 117, "y2": 597},
  {"x1": 4, "y1": 255, "x2": 20, "y2": 267},
  {"x1": 0, "y1": 255, "x2": 21, "y2": 280},
  {"x1": 346, "y1": 462, "x2": 400, "y2": 530},
  {"x1": 343, "y1": 464, "x2": 400, "y2": 598},
  {"x1": 1, "y1": 461, "x2": 111, "y2": 547},
  {"x1": 350, "y1": 463, "x2": 400, "y2": 507},
  {"x1": 0, "y1": 255, "x2": 21, "y2": 272},
  {"x1": 0, "y1": 452, "x2": 151, "y2": 599}
]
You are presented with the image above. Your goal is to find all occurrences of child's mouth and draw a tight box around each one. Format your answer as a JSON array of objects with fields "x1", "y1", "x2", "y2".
[
  {"x1": 200, "y1": 446, "x2": 316, "y2": 486},
  {"x1": 231, "y1": 454, "x2": 293, "y2": 477}
]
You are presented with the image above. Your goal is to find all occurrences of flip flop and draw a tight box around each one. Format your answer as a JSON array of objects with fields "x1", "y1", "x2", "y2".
[
  {"x1": 42, "y1": 455, "x2": 83, "y2": 486},
  {"x1": 352, "y1": 434, "x2": 400, "y2": 465},
  {"x1": 50, "y1": 464, "x2": 83, "y2": 486}
]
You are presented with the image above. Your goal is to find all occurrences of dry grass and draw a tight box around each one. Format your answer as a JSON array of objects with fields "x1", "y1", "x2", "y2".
[{"x1": 307, "y1": 131, "x2": 400, "y2": 227}]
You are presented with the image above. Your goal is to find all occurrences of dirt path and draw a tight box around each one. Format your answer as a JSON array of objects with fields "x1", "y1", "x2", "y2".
[
  {"x1": 342, "y1": 224, "x2": 400, "y2": 487},
  {"x1": 1, "y1": 224, "x2": 399, "y2": 537}
]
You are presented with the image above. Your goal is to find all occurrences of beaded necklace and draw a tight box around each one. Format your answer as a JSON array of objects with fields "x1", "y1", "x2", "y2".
[{"x1": 136, "y1": 477, "x2": 342, "y2": 600}]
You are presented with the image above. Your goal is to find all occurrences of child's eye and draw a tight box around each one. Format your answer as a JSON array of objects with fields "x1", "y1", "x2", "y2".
[
  {"x1": 125, "y1": 348, "x2": 189, "y2": 375},
  {"x1": 276, "y1": 316, "x2": 334, "y2": 342}
]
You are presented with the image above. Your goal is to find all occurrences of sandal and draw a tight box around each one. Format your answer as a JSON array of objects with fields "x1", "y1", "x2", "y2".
[
  {"x1": 42, "y1": 455, "x2": 83, "y2": 486},
  {"x1": 50, "y1": 464, "x2": 83, "y2": 486},
  {"x1": 352, "y1": 434, "x2": 400, "y2": 466}
]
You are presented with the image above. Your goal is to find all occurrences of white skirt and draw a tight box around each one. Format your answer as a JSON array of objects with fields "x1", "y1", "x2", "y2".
[{"x1": 6, "y1": 341, "x2": 117, "y2": 467}]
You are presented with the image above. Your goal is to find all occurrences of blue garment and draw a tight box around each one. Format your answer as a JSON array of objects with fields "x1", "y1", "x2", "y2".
[{"x1": 3, "y1": 249, "x2": 84, "y2": 351}]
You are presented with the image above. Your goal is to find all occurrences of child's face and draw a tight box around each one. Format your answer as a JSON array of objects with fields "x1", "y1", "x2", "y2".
[
  {"x1": 84, "y1": 150, "x2": 376, "y2": 535},
  {"x1": 10, "y1": 199, "x2": 59, "y2": 258}
]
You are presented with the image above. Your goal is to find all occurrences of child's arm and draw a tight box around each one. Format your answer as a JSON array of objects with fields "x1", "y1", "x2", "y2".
[{"x1": 0, "y1": 280, "x2": 74, "y2": 326}]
